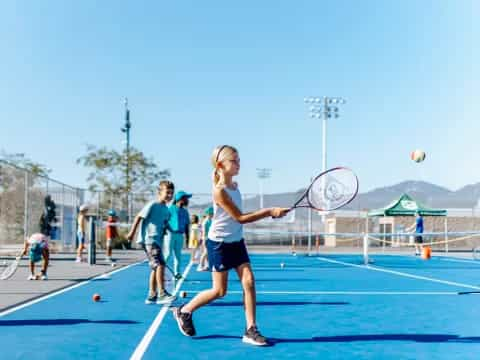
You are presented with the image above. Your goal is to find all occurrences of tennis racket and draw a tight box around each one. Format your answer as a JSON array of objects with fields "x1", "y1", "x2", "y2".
[
  {"x1": 1, "y1": 252, "x2": 23, "y2": 280},
  {"x1": 289, "y1": 167, "x2": 359, "y2": 211}
]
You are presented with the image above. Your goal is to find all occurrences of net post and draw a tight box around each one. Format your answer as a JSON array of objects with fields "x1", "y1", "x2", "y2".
[
  {"x1": 307, "y1": 207, "x2": 312, "y2": 255},
  {"x1": 23, "y1": 171, "x2": 28, "y2": 241},
  {"x1": 88, "y1": 216, "x2": 96, "y2": 265},
  {"x1": 444, "y1": 218, "x2": 449, "y2": 253},
  {"x1": 291, "y1": 233, "x2": 296, "y2": 254},
  {"x1": 363, "y1": 233, "x2": 369, "y2": 265}
]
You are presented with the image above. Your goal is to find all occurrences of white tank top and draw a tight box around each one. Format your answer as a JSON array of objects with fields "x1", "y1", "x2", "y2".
[{"x1": 208, "y1": 186, "x2": 243, "y2": 243}]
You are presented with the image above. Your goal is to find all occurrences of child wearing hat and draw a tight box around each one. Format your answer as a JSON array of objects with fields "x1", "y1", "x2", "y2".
[{"x1": 165, "y1": 190, "x2": 192, "y2": 279}]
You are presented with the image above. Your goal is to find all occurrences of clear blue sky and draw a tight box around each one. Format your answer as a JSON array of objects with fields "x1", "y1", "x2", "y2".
[{"x1": 0, "y1": 1, "x2": 477, "y2": 195}]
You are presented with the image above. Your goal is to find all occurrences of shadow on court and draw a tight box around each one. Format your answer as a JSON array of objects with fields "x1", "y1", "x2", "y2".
[
  {"x1": 193, "y1": 334, "x2": 480, "y2": 344},
  {"x1": 0, "y1": 319, "x2": 139, "y2": 326}
]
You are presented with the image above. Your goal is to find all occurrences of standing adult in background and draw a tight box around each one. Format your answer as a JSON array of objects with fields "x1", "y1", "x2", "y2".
[
  {"x1": 165, "y1": 191, "x2": 192, "y2": 280},
  {"x1": 407, "y1": 211, "x2": 424, "y2": 256}
]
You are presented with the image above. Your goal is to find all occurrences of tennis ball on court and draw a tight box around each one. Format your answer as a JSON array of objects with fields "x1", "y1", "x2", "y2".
[
  {"x1": 180, "y1": 291, "x2": 187, "y2": 298},
  {"x1": 92, "y1": 293, "x2": 101, "y2": 302}
]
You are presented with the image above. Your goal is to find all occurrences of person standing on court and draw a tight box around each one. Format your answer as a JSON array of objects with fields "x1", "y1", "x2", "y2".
[
  {"x1": 407, "y1": 210, "x2": 424, "y2": 256},
  {"x1": 126, "y1": 180, "x2": 176, "y2": 304},
  {"x1": 165, "y1": 190, "x2": 192, "y2": 280},
  {"x1": 197, "y1": 206, "x2": 214, "y2": 271},
  {"x1": 105, "y1": 209, "x2": 119, "y2": 263},
  {"x1": 76, "y1": 204, "x2": 88, "y2": 263},
  {"x1": 172, "y1": 145, "x2": 289, "y2": 346}
]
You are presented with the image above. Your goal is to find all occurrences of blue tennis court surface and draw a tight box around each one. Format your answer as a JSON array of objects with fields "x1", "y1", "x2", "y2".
[{"x1": 2, "y1": 253, "x2": 480, "y2": 359}]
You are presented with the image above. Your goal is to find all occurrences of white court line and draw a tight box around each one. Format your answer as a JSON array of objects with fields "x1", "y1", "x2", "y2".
[
  {"x1": 317, "y1": 256, "x2": 480, "y2": 291},
  {"x1": 129, "y1": 261, "x2": 193, "y2": 360},
  {"x1": 440, "y1": 257, "x2": 480, "y2": 265},
  {"x1": 184, "y1": 290, "x2": 458, "y2": 296},
  {"x1": 0, "y1": 260, "x2": 144, "y2": 317}
]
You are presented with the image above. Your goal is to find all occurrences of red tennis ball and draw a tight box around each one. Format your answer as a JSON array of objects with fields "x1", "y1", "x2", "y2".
[{"x1": 93, "y1": 293, "x2": 101, "y2": 302}]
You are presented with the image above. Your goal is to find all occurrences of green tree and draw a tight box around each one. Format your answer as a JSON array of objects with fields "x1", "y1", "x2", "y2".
[{"x1": 76, "y1": 145, "x2": 170, "y2": 218}]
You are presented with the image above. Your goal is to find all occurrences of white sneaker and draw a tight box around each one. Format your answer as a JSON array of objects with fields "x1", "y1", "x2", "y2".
[
  {"x1": 75, "y1": 257, "x2": 82, "y2": 263},
  {"x1": 28, "y1": 274, "x2": 35, "y2": 280},
  {"x1": 40, "y1": 273, "x2": 48, "y2": 280}
]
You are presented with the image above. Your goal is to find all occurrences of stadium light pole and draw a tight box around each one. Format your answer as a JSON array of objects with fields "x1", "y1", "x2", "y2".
[
  {"x1": 304, "y1": 96, "x2": 346, "y2": 252},
  {"x1": 256, "y1": 168, "x2": 272, "y2": 209},
  {"x1": 121, "y1": 97, "x2": 131, "y2": 222}
]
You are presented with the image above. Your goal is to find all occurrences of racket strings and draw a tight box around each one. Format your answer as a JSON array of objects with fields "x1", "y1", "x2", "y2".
[
  {"x1": 308, "y1": 169, "x2": 358, "y2": 210},
  {"x1": 1, "y1": 260, "x2": 19, "y2": 280}
]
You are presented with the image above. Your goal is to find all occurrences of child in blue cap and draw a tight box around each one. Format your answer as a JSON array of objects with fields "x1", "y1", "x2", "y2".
[{"x1": 165, "y1": 190, "x2": 192, "y2": 279}]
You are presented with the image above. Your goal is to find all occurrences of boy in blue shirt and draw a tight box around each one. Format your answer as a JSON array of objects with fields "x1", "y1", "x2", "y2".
[
  {"x1": 165, "y1": 190, "x2": 192, "y2": 280},
  {"x1": 127, "y1": 180, "x2": 175, "y2": 304}
]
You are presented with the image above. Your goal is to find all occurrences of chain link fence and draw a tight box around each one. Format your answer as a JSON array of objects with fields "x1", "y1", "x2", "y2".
[
  {"x1": 3, "y1": 159, "x2": 480, "y2": 253},
  {"x1": 0, "y1": 160, "x2": 81, "y2": 251}
]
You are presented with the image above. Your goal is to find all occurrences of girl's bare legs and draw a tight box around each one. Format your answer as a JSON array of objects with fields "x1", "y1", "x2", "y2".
[
  {"x1": 182, "y1": 271, "x2": 228, "y2": 312},
  {"x1": 235, "y1": 263, "x2": 256, "y2": 328}
]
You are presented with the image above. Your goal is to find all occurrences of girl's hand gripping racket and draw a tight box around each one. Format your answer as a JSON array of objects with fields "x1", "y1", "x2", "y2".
[{"x1": 289, "y1": 167, "x2": 359, "y2": 212}]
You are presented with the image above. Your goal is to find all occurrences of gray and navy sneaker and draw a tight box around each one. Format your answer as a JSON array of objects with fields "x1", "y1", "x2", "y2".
[
  {"x1": 145, "y1": 294, "x2": 157, "y2": 305},
  {"x1": 156, "y1": 291, "x2": 176, "y2": 304},
  {"x1": 173, "y1": 305, "x2": 196, "y2": 336},
  {"x1": 242, "y1": 326, "x2": 268, "y2": 346}
]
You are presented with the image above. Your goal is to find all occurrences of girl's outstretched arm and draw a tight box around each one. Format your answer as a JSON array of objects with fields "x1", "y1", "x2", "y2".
[{"x1": 213, "y1": 187, "x2": 288, "y2": 224}]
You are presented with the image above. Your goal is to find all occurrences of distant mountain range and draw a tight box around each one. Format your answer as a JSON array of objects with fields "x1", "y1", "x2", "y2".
[{"x1": 242, "y1": 180, "x2": 480, "y2": 211}]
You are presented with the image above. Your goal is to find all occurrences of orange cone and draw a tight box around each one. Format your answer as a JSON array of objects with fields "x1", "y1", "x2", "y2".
[{"x1": 421, "y1": 246, "x2": 431, "y2": 260}]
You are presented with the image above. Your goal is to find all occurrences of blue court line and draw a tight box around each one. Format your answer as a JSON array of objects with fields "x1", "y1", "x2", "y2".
[{"x1": 439, "y1": 257, "x2": 480, "y2": 265}]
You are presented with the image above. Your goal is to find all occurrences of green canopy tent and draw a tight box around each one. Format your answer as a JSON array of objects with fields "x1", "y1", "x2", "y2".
[
  {"x1": 366, "y1": 193, "x2": 448, "y2": 248},
  {"x1": 368, "y1": 193, "x2": 447, "y2": 217}
]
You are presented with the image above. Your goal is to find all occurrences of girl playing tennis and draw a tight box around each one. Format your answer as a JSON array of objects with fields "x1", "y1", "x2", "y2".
[{"x1": 173, "y1": 145, "x2": 288, "y2": 346}]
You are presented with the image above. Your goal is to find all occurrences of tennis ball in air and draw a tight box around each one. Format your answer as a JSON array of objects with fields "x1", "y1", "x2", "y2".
[
  {"x1": 93, "y1": 293, "x2": 101, "y2": 302},
  {"x1": 180, "y1": 291, "x2": 187, "y2": 298},
  {"x1": 410, "y1": 149, "x2": 426, "y2": 163}
]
